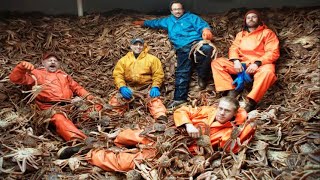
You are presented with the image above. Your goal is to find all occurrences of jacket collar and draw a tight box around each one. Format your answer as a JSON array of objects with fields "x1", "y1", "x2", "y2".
[
  {"x1": 242, "y1": 24, "x2": 267, "y2": 35},
  {"x1": 38, "y1": 67, "x2": 64, "y2": 73},
  {"x1": 170, "y1": 12, "x2": 190, "y2": 20},
  {"x1": 128, "y1": 44, "x2": 149, "y2": 60}
]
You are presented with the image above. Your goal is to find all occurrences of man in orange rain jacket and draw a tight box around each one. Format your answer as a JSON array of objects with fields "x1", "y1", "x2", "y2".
[
  {"x1": 9, "y1": 53, "x2": 101, "y2": 145},
  {"x1": 58, "y1": 97, "x2": 255, "y2": 172},
  {"x1": 174, "y1": 96, "x2": 256, "y2": 153},
  {"x1": 211, "y1": 10, "x2": 280, "y2": 112},
  {"x1": 110, "y1": 38, "x2": 167, "y2": 122}
]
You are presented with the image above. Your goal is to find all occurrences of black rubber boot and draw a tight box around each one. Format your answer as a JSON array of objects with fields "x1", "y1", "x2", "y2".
[
  {"x1": 156, "y1": 115, "x2": 168, "y2": 124},
  {"x1": 57, "y1": 144, "x2": 84, "y2": 159},
  {"x1": 244, "y1": 99, "x2": 257, "y2": 112},
  {"x1": 198, "y1": 77, "x2": 208, "y2": 90},
  {"x1": 227, "y1": 90, "x2": 240, "y2": 98}
]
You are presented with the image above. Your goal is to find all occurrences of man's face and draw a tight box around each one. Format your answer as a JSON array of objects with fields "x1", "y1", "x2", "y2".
[
  {"x1": 130, "y1": 42, "x2": 144, "y2": 54},
  {"x1": 216, "y1": 100, "x2": 237, "y2": 124},
  {"x1": 170, "y1": 3, "x2": 184, "y2": 18},
  {"x1": 42, "y1": 56, "x2": 60, "y2": 73},
  {"x1": 246, "y1": 13, "x2": 259, "y2": 28}
]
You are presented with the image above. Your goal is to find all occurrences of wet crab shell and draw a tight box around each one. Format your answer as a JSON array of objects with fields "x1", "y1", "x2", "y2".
[
  {"x1": 88, "y1": 111, "x2": 99, "y2": 120},
  {"x1": 78, "y1": 104, "x2": 90, "y2": 111},
  {"x1": 189, "y1": 155, "x2": 205, "y2": 165},
  {"x1": 126, "y1": 169, "x2": 142, "y2": 180},
  {"x1": 153, "y1": 123, "x2": 166, "y2": 132},
  {"x1": 157, "y1": 154, "x2": 171, "y2": 167},
  {"x1": 196, "y1": 134, "x2": 211, "y2": 147},
  {"x1": 0, "y1": 111, "x2": 20, "y2": 129},
  {"x1": 5, "y1": 148, "x2": 42, "y2": 160}
]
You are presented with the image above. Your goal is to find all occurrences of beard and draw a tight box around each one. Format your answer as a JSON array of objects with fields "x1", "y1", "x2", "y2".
[{"x1": 246, "y1": 21, "x2": 259, "y2": 28}]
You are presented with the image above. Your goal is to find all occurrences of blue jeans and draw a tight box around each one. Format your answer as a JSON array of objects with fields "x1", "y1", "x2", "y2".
[{"x1": 174, "y1": 43, "x2": 213, "y2": 101}]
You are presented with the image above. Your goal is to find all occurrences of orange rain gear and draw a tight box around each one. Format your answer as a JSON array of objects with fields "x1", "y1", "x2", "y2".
[
  {"x1": 109, "y1": 95, "x2": 166, "y2": 119},
  {"x1": 111, "y1": 44, "x2": 166, "y2": 119},
  {"x1": 87, "y1": 105, "x2": 255, "y2": 172},
  {"x1": 174, "y1": 105, "x2": 255, "y2": 153},
  {"x1": 9, "y1": 63, "x2": 100, "y2": 141},
  {"x1": 211, "y1": 25, "x2": 280, "y2": 102},
  {"x1": 87, "y1": 129, "x2": 156, "y2": 172}
]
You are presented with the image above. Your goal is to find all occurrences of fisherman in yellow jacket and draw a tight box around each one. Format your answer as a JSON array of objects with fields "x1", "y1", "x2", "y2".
[{"x1": 110, "y1": 38, "x2": 167, "y2": 122}]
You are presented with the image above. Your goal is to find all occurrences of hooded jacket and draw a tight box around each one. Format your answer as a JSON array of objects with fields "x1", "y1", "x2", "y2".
[
  {"x1": 143, "y1": 12, "x2": 210, "y2": 49},
  {"x1": 174, "y1": 105, "x2": 247, "y2": 128},
  {"x1": 9, "y1": 64, "x2": 89, "y2": 110},
  {"x1": 113, "y1": 45, "x2": 164, "y2": 89},
  {"x1": 229, "y1": 13, "x2": 280, "y2": 65}
]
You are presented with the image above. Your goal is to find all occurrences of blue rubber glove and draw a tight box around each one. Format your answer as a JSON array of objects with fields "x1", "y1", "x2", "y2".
[
  {"x1": 232, "y1": 75, "x2": 245, "y2": 92},
  {"x1": 119, "y1": 86, "x2": 132, "y2": 99},
  {"x1": 241, "y1": 63, "x2": 252, "y2": 83},
  {"x1": 243, "y1": 72, "x2": 252, "y2": 83},
  {"x1": 149, "y1": 87, "x2": 160, "y2": 98},
  {"x1": 232, "y1": 64, "x2": 252, "y2": 92}
]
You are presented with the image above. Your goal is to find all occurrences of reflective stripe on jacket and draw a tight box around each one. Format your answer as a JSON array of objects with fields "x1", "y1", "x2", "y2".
[
  {"x1": 9, "y1": 64, "x2": 89, "y2": 110},
  {"x1": 113, "y1": 46, "x2": 164, "y2": 89},
  {"x1": 144, "y1": 12, "x2": 210, "y2": 49},
  {"x1": 229, "y1": 25, "x2": 280, "y2": 65}
]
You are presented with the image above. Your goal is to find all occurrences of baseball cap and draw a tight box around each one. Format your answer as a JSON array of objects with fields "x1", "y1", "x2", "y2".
[{"x1": 131, "y1": 38, "x2": 144, "y2": 44}]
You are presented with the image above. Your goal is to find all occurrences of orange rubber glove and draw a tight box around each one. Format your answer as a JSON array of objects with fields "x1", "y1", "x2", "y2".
[
  {"x1": 133, "y1": 21, "x2": 144, "y2": 26},
  {"x1": 20, "y1": 61, "x2": 35, "y2": 71},
  {"x1": 202, "y1": 28, "x2": 213, "y2": 40}
]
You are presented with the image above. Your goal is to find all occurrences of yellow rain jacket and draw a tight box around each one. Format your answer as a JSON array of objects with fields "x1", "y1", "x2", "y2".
[{"x1": 113, "y1": 45, "x2": 164, "y2": 89}]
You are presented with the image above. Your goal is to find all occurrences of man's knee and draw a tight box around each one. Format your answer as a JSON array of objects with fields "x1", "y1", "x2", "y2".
[
  {"x1": 211, "y1": 58, "x2": 221, "y2": 69},
  {"x1": 256, "y1": 68, "x2": 276, "y2": 78},
  {"x1": 200, "y1": 44, "x2": 213, "y2": 54},
  {"x1": 51, "y1": 113, "x2": 68, "y2": 122}
]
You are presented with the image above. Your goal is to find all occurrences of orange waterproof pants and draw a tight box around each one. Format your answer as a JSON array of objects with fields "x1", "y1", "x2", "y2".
[
  {"x1": 86, "y1": 129, "x2": 156, "y2": 172},
  {"x1": 51, "y1": 113, "x2": 86, "y2": 141},
  {"x1": 211, "y1": 57, "x2": 277, "y2": 102},
  {"x1": 50, "y1": 104, "x2": 102, "y2": 141},
  {"x1": 188, "y1": 123, "x2": 255, "y2": 153},
  {"x1": 109, "y1": 95, "x2": 166, "y2": 119}
]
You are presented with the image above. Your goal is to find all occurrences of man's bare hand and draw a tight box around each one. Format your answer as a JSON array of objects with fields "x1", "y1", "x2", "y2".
[
  {"x1": 21, "y1": 61, "x2": 35, "y2": 71},
  {"x1": 133, "y1": 20, "x2": 144, "y2": 26},
  {"x1": 246, "y1": 63, "x2": 258, "y2": 74},
  {"x1": 233, "y1": 60, "x2": 243, "y2": 73},
  {"x1": 186, "y1": 123, "x2": 200, "y2": 138}
]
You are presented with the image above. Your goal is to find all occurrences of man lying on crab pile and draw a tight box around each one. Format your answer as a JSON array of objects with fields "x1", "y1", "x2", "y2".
[
  {"x1": 54, "y1": 97, "x2": 256, "y2": 174},
  {"x1": 9, "y1": 53, "x2": 103, "y2": 143}
]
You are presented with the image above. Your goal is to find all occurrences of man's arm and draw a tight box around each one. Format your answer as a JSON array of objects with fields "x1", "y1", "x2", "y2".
[
  {"x1": 150, "y1": 56, "x2": 164, "y2": 88},
  {"x1": 173, "y1": 106, "x2": 193, "y2": 127},
  {"x1": 228, "y1": 32, "x2": 244, "y2": 73},
  {"x1": 190, "y1": 14, "x2": 211, "y2": 35},
  {"x1": 143, "y1": 17, "x2": 169, "y2": 30},
  {"x1": 9, "y1": 61, "x2": 36, "y2": 85},
  {"x1": 68, "y1": 75, "x2": 90, "y2": 98},
  {"x1": 174, "y1": 106, "x2": 203, "y2": 138},
  {"x1": 112, "y1": 58, "x2": 127, "y2": 89},
  {"x1": 257, "y1": 30, "x2": 280, "y2": 65},
  {"x1": 228, "y1": 32, "x2": 242, "y2": 60}
]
